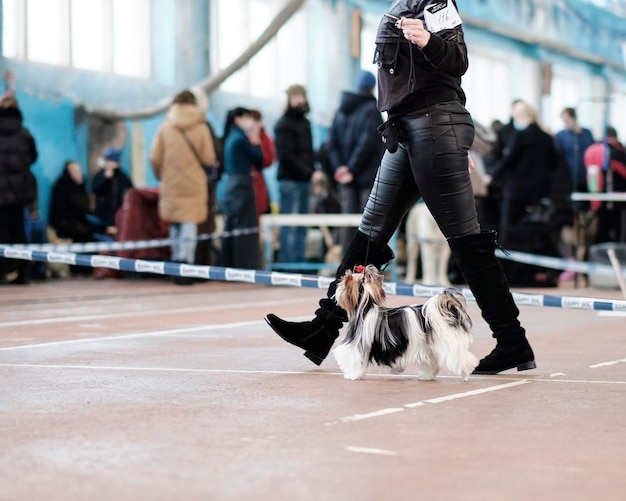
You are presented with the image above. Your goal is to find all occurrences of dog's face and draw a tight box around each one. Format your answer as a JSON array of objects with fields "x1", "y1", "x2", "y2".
[
  {"x1": 424, "y1": 287, "x2": 472, "y2": 332},
  {"x1": 335, "y1": 265, "x2": 386, "y2": 314}
]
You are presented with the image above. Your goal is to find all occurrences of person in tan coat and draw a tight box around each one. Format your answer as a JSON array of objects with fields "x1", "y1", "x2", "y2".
[{"x1": 150, "y1": 90, "x2": 216, "y2": 284}]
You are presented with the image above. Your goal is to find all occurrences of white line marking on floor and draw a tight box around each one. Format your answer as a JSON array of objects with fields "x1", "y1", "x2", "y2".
[
  {"x1": 328, "y1": 380, "x2": 530, "y2": 425},
  {"x1": 550, "y1": 373, "x2": 567, "y2": 377},
  {"x1": 406, "y1": 380, "x2": 530, "y2": 407},
  {"x1": 0, "y1": 321, "x2": 267, "y2": 351},
  {"x1": 0, "y1": 298, "x2": 308, "y2": 328},
  {"x1": 1, "y1": 362, "x2": 626, "y2": 386},
  {"x1": 0, "y1": 363, "x2": 337, "y2": 375},
  {"x1": 338, "y1": 408, "x2": 405, "y2": 423},
  {"x1": 346, "y1": 446, "x2": 399, "y2": 457},
  {"x1": 589, "y1": 358, "x2": 626, "y2": 369}
]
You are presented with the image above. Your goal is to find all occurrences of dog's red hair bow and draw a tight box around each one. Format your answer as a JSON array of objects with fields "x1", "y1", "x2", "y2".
[{"x1": 354, "y1": 265, "x2": 365, "y2": 273}]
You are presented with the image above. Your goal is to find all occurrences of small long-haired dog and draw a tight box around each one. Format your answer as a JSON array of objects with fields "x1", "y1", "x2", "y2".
[{"x1": 333, "y1": 265, "x2": 479, "y2": 381}]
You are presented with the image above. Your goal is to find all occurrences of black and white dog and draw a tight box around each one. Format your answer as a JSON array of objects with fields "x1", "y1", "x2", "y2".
[{"x1": 333, "y1": 265, "x2": 479, "y2": 381}]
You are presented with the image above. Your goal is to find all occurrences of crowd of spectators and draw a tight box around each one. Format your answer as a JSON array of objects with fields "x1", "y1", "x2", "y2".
[{"x1": 2, "y1": 81, "x2": 625, "y2": 287}]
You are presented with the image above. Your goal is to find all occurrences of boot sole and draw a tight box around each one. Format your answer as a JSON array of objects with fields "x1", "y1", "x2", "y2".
[
  {"x1": 473, "y1": 360, "x2": 537, "y2": 375},
  {"x1": 263, "y1": 316, "x2": 324, "y2": 366}
]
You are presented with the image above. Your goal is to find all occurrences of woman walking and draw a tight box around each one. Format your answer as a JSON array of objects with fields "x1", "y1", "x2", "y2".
[{"x1": 265, "y1": 0, "x2": 535, "y2": 375}]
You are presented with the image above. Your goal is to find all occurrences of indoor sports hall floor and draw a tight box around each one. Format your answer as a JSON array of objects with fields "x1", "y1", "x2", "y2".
[{"x1": 1, "y1": 275, "x2": 625, "y2": 500}]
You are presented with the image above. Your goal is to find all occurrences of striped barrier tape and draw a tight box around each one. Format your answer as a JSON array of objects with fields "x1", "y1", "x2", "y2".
[
  {"x1": 4, "y1": 231, "x2": 624, "y2": 278},
  {"x1": 1, "y1": 245, "x2": 625, "y2": 313},
  {"x1": 401, "y1": 237, "x2": 625, "y2": 278},
  {"x1": 6, "y1": 227, "x2": 259, "y2": 254},
  {"x1": 494, "y1": 248, "x2": 626, "y2": 278}
]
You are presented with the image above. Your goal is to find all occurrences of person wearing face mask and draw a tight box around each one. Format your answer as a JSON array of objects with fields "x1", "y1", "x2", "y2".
[
  {"x1": 487, "y1": 101, "x2": 559, "y2": 252},
  {"x1": 274, "y1": 84, "x2": 315, "y2": 266},
  {"x1": 219, "y1": 107, "x2": 263, "y2": 270}
]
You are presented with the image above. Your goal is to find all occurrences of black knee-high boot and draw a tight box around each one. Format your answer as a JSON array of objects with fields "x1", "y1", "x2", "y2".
[
  {"x1": 264, "y1": 230, "x2": 394, "y2": 365},
  {"x1": 448, "y1": 230, "x2": 536, "y2": 374}
]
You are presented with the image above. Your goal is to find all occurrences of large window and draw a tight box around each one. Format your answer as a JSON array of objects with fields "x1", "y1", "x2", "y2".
[
  {"x1": 464, "y1": 51, "x2": 514, "y2": 128},
  {"x1": 2, "y1": 0, "x2": 151, "y2": 78},
  {"x1": 211, "y1": 0, "x2": 308, "y2": 98}
]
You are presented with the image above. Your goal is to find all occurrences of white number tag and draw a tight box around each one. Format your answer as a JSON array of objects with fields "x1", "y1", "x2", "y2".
[{"x1": 424, "y1": 0, "x2": 463, "y2": 33}]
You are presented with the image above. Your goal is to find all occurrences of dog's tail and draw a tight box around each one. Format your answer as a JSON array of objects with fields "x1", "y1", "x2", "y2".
[{"x1": 429, "y1": 320, "x2": 479, "y2": 381}]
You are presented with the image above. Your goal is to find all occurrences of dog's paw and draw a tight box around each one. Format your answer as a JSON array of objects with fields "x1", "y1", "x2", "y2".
[
  {"x1": 416, "y1": 371, "x2": 436, "y2": 381},
  {"x1": 390, "y1": 366, "x2": 405, "y2": 375},
  {"x1": 342, "y1": 372, "x2": 363, "y2": 380}
]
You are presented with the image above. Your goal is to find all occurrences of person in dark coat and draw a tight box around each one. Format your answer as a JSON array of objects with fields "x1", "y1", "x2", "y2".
[
  {"x1": 91, "y1": 148, "x2": 133, "y2": 234},
  {"x1": 554, "y1": 107, "x2": 595, "y2": 195},
  {"x1": 0, "y1": 97, "x2": 38, "y2": 284},
  {"x1": 219, "y1": 107, "x2": 263, "y2": 270},
  {"x1": 325, "y1": 70, "x2": 384, "y2": 248},
  {"x1": 274, "y1": 84, "x2": 315, "y2": 265},
  {"x1": 481, "y1": 100, "x2": 525, "y2": 230},
  {"x1": 488, "y1": 101, "x2": 559, "y2": 246},
  {"x1": 49, "y1": 160, "x2": 92, "y2": 243}
]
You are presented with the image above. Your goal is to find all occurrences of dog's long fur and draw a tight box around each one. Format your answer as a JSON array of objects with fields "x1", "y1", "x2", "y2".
[{"x1": 333, "y1": 265, "x2": 479, "y2": 381}]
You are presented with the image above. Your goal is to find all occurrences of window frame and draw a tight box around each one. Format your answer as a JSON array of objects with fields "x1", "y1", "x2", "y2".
[
  {"x1": 2, "y1": 0, "x2": 152, "y2": 79},
  {"x1": 210, "y1": 0, "x2": 308, "y2": 99}
]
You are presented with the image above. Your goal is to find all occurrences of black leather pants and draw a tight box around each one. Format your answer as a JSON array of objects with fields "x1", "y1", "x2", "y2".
[{"x1": 359, "y1": 100, "x2": 480, "y2": 247}]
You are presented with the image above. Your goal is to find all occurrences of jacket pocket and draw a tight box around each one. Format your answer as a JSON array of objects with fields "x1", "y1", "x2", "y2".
[{"x1": 373, "y1": 42, "x2": 399, "y2": 72}]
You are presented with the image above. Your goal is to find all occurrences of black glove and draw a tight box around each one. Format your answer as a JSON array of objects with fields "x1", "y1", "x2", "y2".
[{"x1": 377, "y1": 120, "x2": 399, "y2": 154}]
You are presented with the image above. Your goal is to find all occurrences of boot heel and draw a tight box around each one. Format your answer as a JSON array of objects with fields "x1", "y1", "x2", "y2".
[
  {"x1": 304, "y1": 351, "x2": 324, "y2": 366},
  {"x1": 517, "y1": 360, "x2": 537, "y2": 371}
]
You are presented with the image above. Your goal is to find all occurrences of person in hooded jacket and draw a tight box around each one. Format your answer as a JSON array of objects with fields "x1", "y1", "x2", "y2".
[
  {"x1": 325, "y1": 70, "x2": 384, "y2": 249},
  {"x1": 49, "y1": 160, "x2": 92, "y2": 243},
  {"x1": 150, "y1": 90, "x2": 216, "y2": 285},
  {"x1": 266, "y1": 0, "x2": 536, "y2": 376},
  {"x1": 0, "y1": 96, "x2": 38, "y2": 284}
]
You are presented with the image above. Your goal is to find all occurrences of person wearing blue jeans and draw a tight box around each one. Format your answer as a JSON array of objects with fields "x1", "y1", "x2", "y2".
[
  {"x1": 169, "y1": 222, "x2": 197, "y2": 267},
  {"x1": 265, "y1": 0, "x2": 536, "y2": 375},
  {"x1": 278, "y1": 180, "x2": 310, "y2": 263},
  {"x1": 274, "y1": 84, "x2": 315, "y2": 266}
]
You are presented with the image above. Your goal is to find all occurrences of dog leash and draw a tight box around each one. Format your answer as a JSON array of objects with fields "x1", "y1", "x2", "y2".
[{"x1": 363, "y1": 159, "x2": 384, "y2": 273}]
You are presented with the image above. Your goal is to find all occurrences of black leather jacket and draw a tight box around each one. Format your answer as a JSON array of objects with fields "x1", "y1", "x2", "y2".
[{"x1": 375, "y1": 0, "x2": 468, "y2": 116}]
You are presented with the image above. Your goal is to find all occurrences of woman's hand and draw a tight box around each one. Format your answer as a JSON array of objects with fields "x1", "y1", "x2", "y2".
[
  {"x1": 397, "y1": 17, "x2": 431, "y2": 48},
  {"x1": 247, "y1": 122, "x2": 262, "y2": 145},
  {"x1": 468, "y1": 152, "x2": 475, "y2": 174}
]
